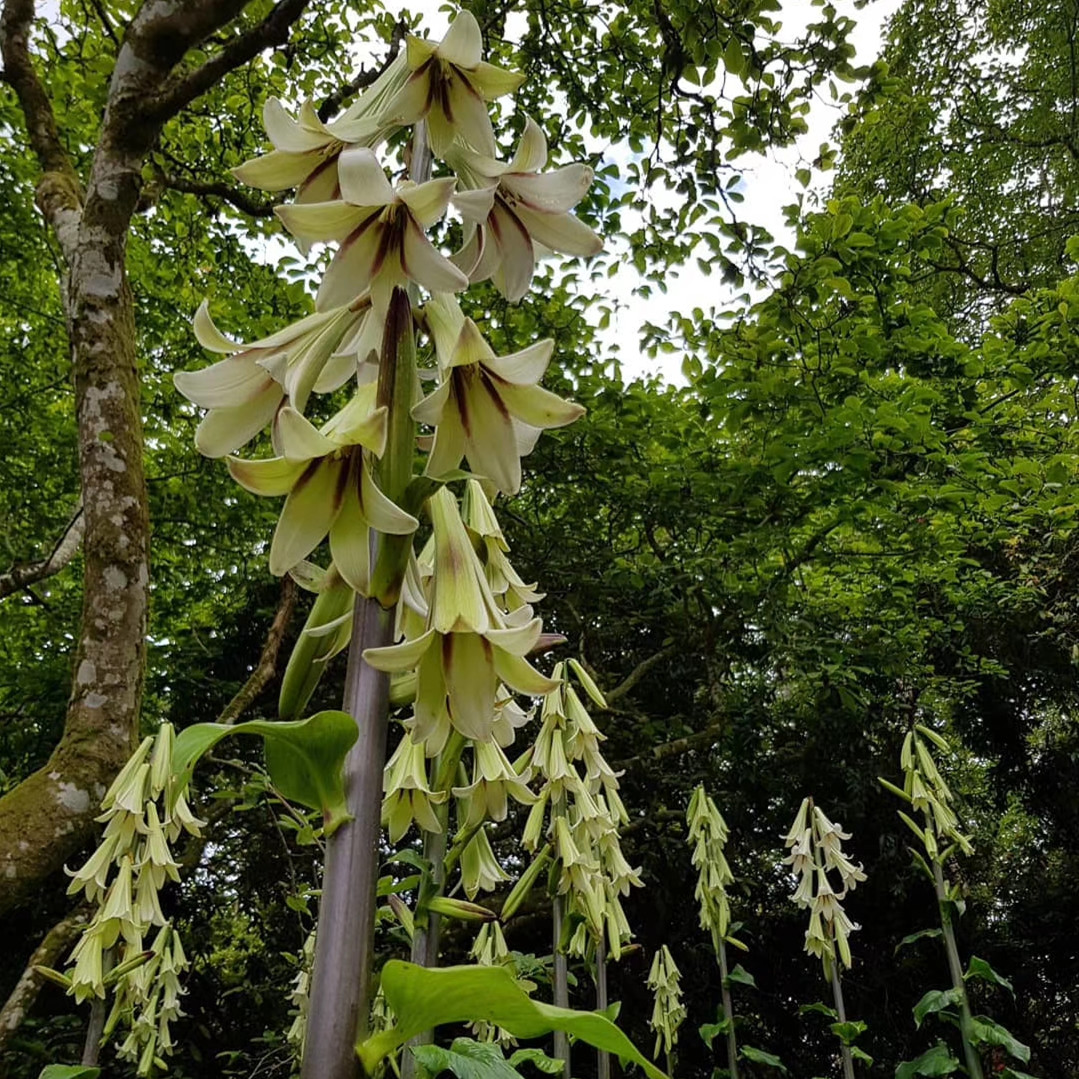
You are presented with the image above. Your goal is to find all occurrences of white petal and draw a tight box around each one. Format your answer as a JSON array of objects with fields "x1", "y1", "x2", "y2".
[
  {"x1": 488, "y1": 201, "x2": 534, "y2": 301},
  {"x1": 192, "y1": 300, "x2": 242, "y2": 353},
  {"x1": 461, "y1": 372, "x2": 519, "y2": 494},
  {"x1": 437, "y1": 11, "x2": 483, "y2": 68},
  {"x1": 515, "y1": 205, "x2": 603, "y2": 257},
  {"x1": 269, "y1": 457, "x2": 347, "y2": 575},
  {"x1": 398, "y1": 176, "x2": 457, "y2": 229},
  {"x1": 466, "y1": 61, "x2": 526, "y2": 101},
  {"x1": 264, "y1": 98, "x2": 328, "y2": 152},
  {"x1": 329, "y1": 459, "x2": 373, "y2": 594},
  {"x1": 453, "y1": 186, "x2": 497, "y2": 223},
  {"x1": 509, "y1": 118, "x2": 548, "y2": 173},
  {"x1": 174, "y1": 355, "x2": 267, "y2": 409},
  {"x1": 423, "y1": 293, "x2": 467, "y2": 364},
  {"x1": 275, "y1": 405, "x2": 338, "y2": 460},
  {"x1": 402, "y1": 219, "x2": 470, "y2": 294},
  {"x1": 313, "y1": 349, "x2": 357, "y2": 394},
  {"x1": 316, "y1": 217, "x2": 386, "y2": 309},
  {"x1": 485, "y1": 618, "x2": 543, "y2": 656},
  {"x1": 364, "y1": 628, "x2": 437, "y2": 672},
  {"x1": 193, "y1": 380, "x2": 281, "y2": 458},
  {"x1": 423, "y1": 396, "x2": 467, "y2": 480},
  {"x1": 233, "y1": 149, "x2": 318, "y2": 191},
  {"x1": 275, "y1": 201, "x2": 369, "y2": 244},
  {"x1": 298, "y1": 158, "x2": 341, "y2": 203},
  {"x1": 411, "y1": 378, "x2": 452, "y2": 426},
  {"x1": 438, "y1": 74, "x2": 496, "y2": 157},
  {"x1": 337, "y1": 147, "x2": 395, "y2": 207},
  {"x1": 360, "y1": 465, "x2": 419, "y2": 535},
  {"x1": 496, "y1": 380, "x2": 585, "y2": 430},
  {"x1": 482, "y1": 339, "x2": 553, "y2": 385},
  {"x1": 227, "y1": 454, "x2": 305, "y2": 496},
  {"x1": 503, "y1": 165, "x2": 594, "y2": 214}
]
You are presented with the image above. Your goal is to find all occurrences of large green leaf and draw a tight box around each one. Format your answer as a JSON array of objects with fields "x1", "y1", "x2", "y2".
[
  {"x1": 740, "y1": 1045, "x2": 787, "y2": 1072},
  {"x1": 38, "y1": 1068, "x2": 101, "y2": 1079},
  {"x1": 357, "y1": 962, "x2": 666, "y2": 1079},
  {"x1": 413, "y1": 1038, "x2": 522, "y2": 1079},
  {"x1": 964, "y1": 956, "x2": 1014, "y2": 996},
  {"x1": 895, "y1": 1043, "x2": 961, "y2": 1079},
  {"x1": 971, "y1": 1017, "x2": 1030, "y2": 1063},
  {"x1": 912, "y1": 988, "x2": 962, "y2": 1029},
  {"x1": 171, "y1": 710, "x2": 357, "y2": 832}
]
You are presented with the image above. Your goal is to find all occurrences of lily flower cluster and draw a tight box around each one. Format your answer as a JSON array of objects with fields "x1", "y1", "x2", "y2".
[
  {"x1": 520, "y1": 662, "x2": 641, "y2": 959},
  {"x1": 686, "y1": 785, "x2": 745, "y2": 953},
  {"x1": 882, "y1": 724, "x2": 974, "y2": 863},
  {"x1": 784, "y1": 797, "x2": 866, "y2": 972},
  {"x1": 468, "y1": 921, "x2": 517, "y2": 1045},
  {"x1": 62, "y1": 724, "x2": 202, "y2": 1074},
  {"x1": 646, "y1": 944, "x2": 685, "y2": 1059}
]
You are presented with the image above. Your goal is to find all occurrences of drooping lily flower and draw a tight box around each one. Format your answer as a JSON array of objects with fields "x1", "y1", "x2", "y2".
[
  {"x1": 382, "y1": 731, "x2": 448, "y2": 841},
  {"x1": 453, "y1": 739, "x2": 536, "y2": 829},
  {"x1": 175, "y1": 300, "x2": 380, "y2": 457},
  {"x1": 413, "y1": 294, "x2": 583, "y2": 494},
  {"x1": 227, "y1": 385, "x2": 418, "y2": 586},
  {"x1": 451, "y1": 117, "x2": 603, "y2": 301},
  {"x1": 232, "y1": 52, "x2": 410, "y2": 201},
  {"x1": 275, "y1": 147, "x2": 468, "y2": 311},
  {"x1": 364, "y1": 487, "x2": 557, "y2": 753},
  {"x1": 380, "y1": 11, "x2": 524, "y2": 158}
]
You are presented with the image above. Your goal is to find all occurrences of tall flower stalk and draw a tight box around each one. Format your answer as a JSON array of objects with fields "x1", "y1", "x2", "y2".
[
  {"x1": 170, "y1": 11, "x2": 604, "y2": 1078},
  {"x1": 687, "y1": 786, "x2": 744, "y2": 1079},
  {"x1": 880, "y1": 725, "x2": 983, "y2": 1079},
  {"x1": 784, "y1": 797, "x2": 866, "y2": 1079}
]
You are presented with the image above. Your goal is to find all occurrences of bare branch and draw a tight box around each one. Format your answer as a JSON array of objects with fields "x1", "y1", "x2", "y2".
[
  {"x1": 147, "y1": 0, "x2": 313, "y2": 125},
  {"x1": 613, "y1": 721, "x2": 726, "y2": 772},
  {"x1": 606, "y1": 645, "x2": 678, "y2": 703},
  {"x1": 0, "y1": 502, "x2": 85, "y2": 601},
  {"x1": 153, "y1": 171, "x2": 276, "y2": 217},
  {"x1": 218, "y1": 577, "x2": 297, "y2": 726},
  {"x1": 0, "y1": 907, "x2": 90, "y2": 1049}
]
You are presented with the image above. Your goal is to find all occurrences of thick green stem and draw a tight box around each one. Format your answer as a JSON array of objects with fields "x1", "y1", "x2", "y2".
[
  {"x1": 828, "y1": 960, "x2": 855, "y2": 1079},
  {"x1": 717, "y1": 938, "x2": 740, "y2": 1079},
  {"x1": 595, "y1": 937, "x2": 610, "y2": 1079},
  {"x1": 932, "y1": 860, "x2": 983, "y2": 1079}
]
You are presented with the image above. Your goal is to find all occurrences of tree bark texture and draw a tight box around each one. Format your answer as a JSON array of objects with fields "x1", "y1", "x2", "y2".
[{"x1": 0, "y1": 0, "x2": 312, "y2": 918}]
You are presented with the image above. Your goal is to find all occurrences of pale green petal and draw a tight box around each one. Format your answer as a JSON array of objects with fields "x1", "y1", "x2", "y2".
[
  {"x1": 449, "y1": 318, "x2": 495, "y2": 369},
  {"x1": 482, "y1": 339, "x2": 553, "y2": 385},
  {"x1": 329, "y1": 459, "x2": 373, "y2": 594},
  {"x1": 461, "y1": 371, "x2": 520, "y2": 494},
  {"x1": 269, "y1": 457, "x2": 347, "y2": 574},
  {"x1": 429, "y1": 486, "x2": 493, "y2": 634},
  {"x1": 466, "y1": 61, "x2": 526, "y2": 101},
  {"x1": 275, "y1": 405, "x2": 337, "y2": 460},
  {"x1": 298, "y1": 158, "x2": 341, "y2": 203},
  {"x1": 423, "y1": 293, "x2": 467, "y2": 365},
  {"x1": 174, "y1": 355, "x2": 267, "y2": 409},
  {"x1": 244, "y1": 307, "x2": 347, "y2": 350},
  {"x1": 453, "y1": 186, "x2": 497, "y2": 223},
  {"x1": 232, "y1": 149, "x2": 317, "y2": 191},
  {"x1": 437, "y1": 75, "x2": 496, "y2": 157},
  {"x1": 488, "y1": 201, "x2": 535, "y2": 302},
  {"x1": 192, "y1": 300, "x2": 242, "y2": 353},
  {"x1": 402, "y1": 218, "x2": 470, "y2": 294},
  {"x1": 263, "y1": 98, "x2": 329, "y2": 152},
  {"x1": 485, "y1": 617, "x2": 542, "y2": 656},
  {"x1": 317, "y1": 217, "x2": 385, "y2": 310},
  {"x1": 194, "y1": 380, "x2": 281, "y2": 458},
  {"x1": 227, "y1": 454, "x2": 305, "y2": 496},
  {"x1": 399, "y1": 176, "x2": 457, "y2": 228},
  {"x1": 322, "y1": 390, "x2": 387, "y2": 454},
  {"x1": 422, "y1": 391, "x2": 467, "y2": 479},
  {"x1": 495, "y1": 380, "x2": 585, "y2": 430},
  {"x1": 337, "y1": 146, "x2": 395, "y2": 207},
  {"x1": 509, "y1": 117, "x2": 548, "y2": 173},
  {"x1": 502, "y1": 164, "x2": 594, "y2": 214},
  {"x1": 442, "y1": 632, "x2": 497, "y2": 740},
  {"x1": 513, "y1": 418, "x2": 542, "y2": 458},
  {"x1": 515, "y1": 205, "x2": 603, "y2": 256},
  {"x1": 360, "y1": 464, "x2": 419, "y2": 535},
  {"x1": 381, "y1": 69, "x2": 432, "y2": 125},
  {"x1": 438, "y1": 11, "x2": 483, "y2": 67},
  {"x1": 406, "y1": 34, "x2": 439, "y2": 69},
  {"x1": 493, "y1": 650, "x2": 559, "y2": 696},
  {"x1": 411, "y1": 377, "x2": 452, "y2": 427},
  {"x1": 313, "y1": 349, "x2": 357, "y2": 394},
  {"x1": 275, "y1": 201, "x2": 369, "y2": 244},
  {"x1": 411, "y1": 644, "x2": 451, "y2": 755},
  {"x1": 297, "y1": 99, "x2": 332, "y2": 136},
  {"x1": 364, "y1": 627, "x2": 436, "y2": 672}
]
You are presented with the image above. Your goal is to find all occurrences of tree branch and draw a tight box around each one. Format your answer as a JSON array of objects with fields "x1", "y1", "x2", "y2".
[
  {"x1": 217, "y1": 577, "x2": 297, "y2": 726},
  {"x1": 606, "y1": 645, "x2": 678, "y2": 703},
  {"x1": 613, "y1": 721, "x2": 727, "y2": 771},
  {"x1": 152, "y1": 170, "x2": 277, "y2": 217},
  {"x1": 0, "y1": 907, "x2": 90, "y2": 1050},
  {"x1": 0, "y1": 502, "x2": 84, "y2": 601},
  {"x1": 146, "y1": 0, "x2": 313, "y2": 125}
]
